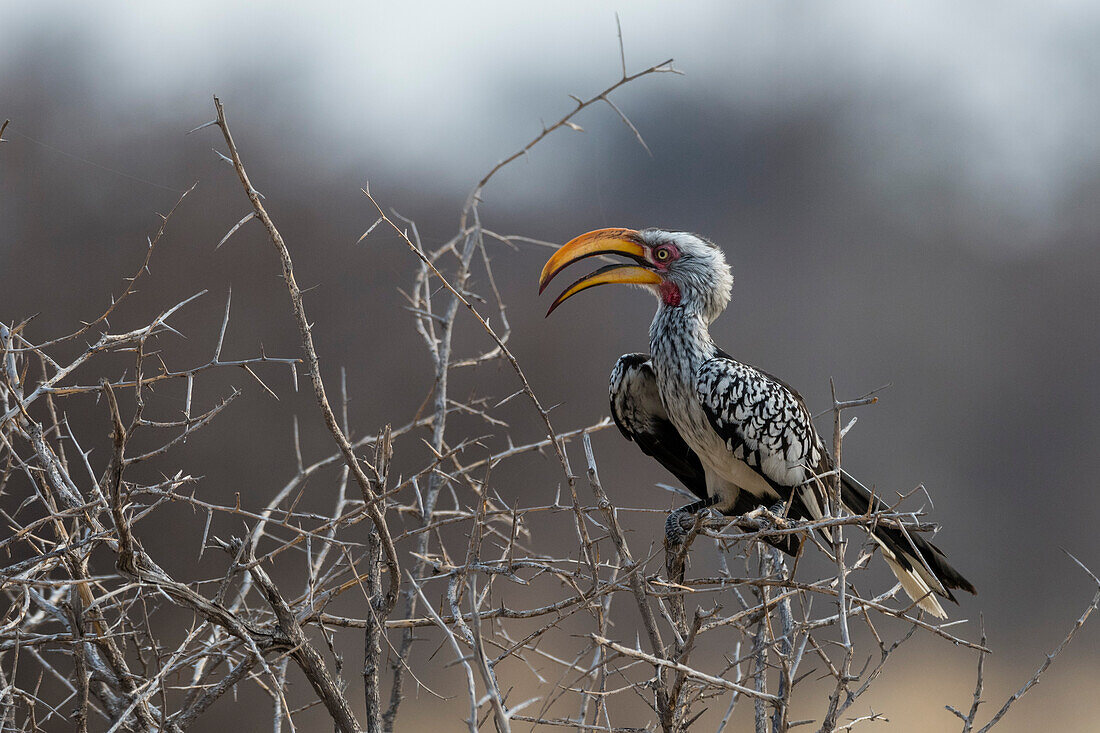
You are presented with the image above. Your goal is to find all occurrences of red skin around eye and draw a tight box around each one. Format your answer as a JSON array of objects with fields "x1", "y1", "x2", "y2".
[
  {"x1": 653, "y1": 244, "x2": 682, "y2": 305},
  {"x1": 651, "y1": 242, "x2": 677, "y2": 263},
  {"x1": 653, "y1": 245, "x2": 680, "y2": 268}
]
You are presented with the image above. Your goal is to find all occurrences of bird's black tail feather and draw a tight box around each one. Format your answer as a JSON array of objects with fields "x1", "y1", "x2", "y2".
[{"x1": 839, "y1": 472, "x2": 976, "y2": 618}]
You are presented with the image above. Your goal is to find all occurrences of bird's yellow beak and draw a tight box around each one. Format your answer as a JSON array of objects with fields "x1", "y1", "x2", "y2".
[{"x1": 539, "y1": 228, "x2": 661, "y2": 316}]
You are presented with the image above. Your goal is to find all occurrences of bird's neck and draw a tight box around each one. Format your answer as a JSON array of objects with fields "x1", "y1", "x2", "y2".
[{"x1": 649, "y1": 305, "x2": 717, "y2": 380}]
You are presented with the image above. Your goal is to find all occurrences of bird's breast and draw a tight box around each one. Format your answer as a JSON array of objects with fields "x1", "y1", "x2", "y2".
[{"x1": 655, "y1": 369, "x2": 730, "y2": 466}]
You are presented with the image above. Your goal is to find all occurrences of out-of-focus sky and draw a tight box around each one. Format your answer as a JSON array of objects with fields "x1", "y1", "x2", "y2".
[
  {"x1": 3, "y1": 2, "x2": 1100, "y2": 731},
  {"x1": 6, "y1": 1, "x2": 1100, "y2": 227}
]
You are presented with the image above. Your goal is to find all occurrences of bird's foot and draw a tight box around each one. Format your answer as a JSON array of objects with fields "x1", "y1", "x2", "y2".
[
  {"x1": 664, "y1": 509, "x2": 701, "y2": 549},
  {"x1": 742, "y1": 502, "x2": 788, "y2": 530},
  {"x1": 664, "y1": 499, "x2": 718, "y2": 579}
]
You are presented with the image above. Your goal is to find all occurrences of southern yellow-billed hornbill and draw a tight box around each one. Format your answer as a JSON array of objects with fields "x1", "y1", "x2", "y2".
[{"x1": 540, "y1": 228, "x2": 975, "y2": 618}]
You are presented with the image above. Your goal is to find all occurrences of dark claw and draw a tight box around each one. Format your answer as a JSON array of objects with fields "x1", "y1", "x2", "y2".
[
  {"x1": 664, "y1": 509, "x2": 698, "y2": 548},
  {"x1": 664, "y1": 496, "x2": 719, "y2": 549}
]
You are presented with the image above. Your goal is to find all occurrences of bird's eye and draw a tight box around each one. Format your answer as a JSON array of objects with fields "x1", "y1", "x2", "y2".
[{"x1": 655, "y1": 247, "x2": 671, "y2": 261}]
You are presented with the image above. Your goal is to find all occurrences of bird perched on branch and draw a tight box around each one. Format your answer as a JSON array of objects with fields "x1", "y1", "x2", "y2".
[{"x1": 539, "y1": 228, "x2": 975, "y2": 618}]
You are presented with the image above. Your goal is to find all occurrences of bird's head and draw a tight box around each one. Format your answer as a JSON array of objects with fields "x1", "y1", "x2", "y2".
[{"x1": 539, "y1": 228, "x2": 733, "y2": 323}]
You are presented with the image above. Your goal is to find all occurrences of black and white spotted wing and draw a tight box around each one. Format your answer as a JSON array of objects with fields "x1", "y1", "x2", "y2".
[
  {"x1": 609, "y1": 354, "x2": 709, "y2": 502},
  {"x1": 695, "y1": 355, "x2": 976, "y2": 610},
  {"x1": 695, "y1": 355, "x2": 828, "y2": 501},
  {"x1": 611, "y1": 353, "x2": 806, "y2": 554}
]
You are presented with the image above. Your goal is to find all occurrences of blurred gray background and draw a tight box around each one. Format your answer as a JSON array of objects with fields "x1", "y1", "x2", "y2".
[{"x1": 3, "y1": 1, "x2": 1100, "y2": 730}]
